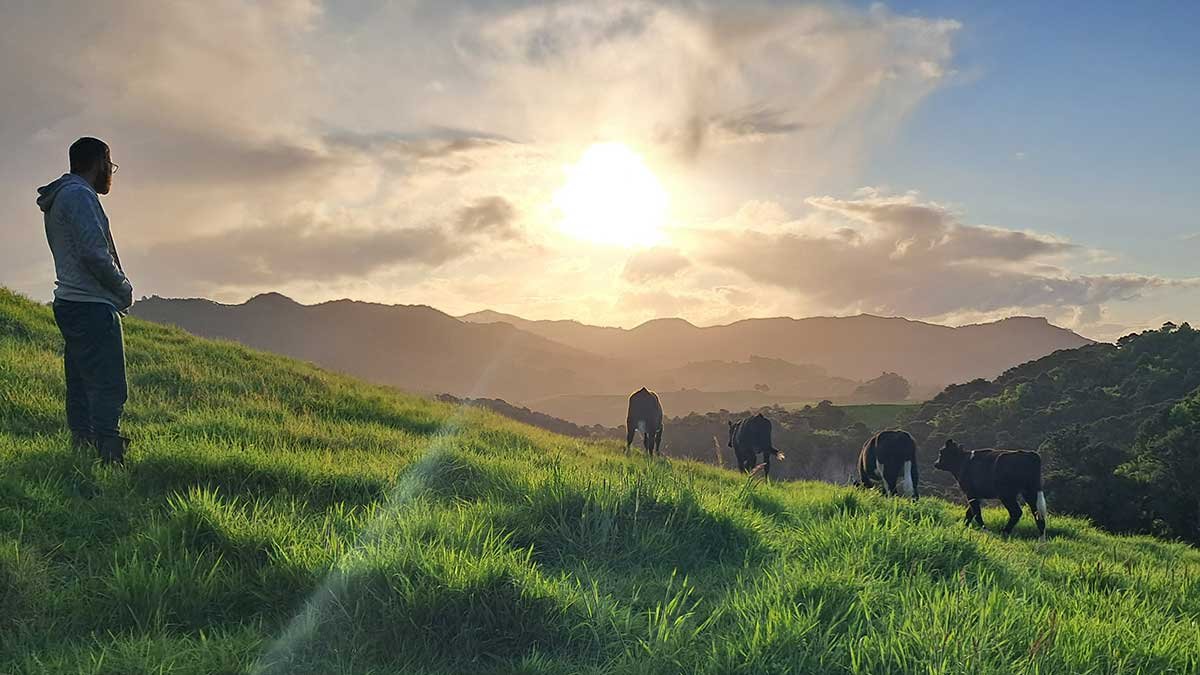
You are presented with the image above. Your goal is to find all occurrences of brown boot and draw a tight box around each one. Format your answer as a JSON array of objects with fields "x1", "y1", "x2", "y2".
[{"x1": 97, "y1": 435, "x2": 129, "y2": 465}]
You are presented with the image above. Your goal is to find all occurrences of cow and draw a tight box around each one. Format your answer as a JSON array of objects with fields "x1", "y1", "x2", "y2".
[
  {"x1": 728, "y1": 413, "x2": 784, "y2": 477},
  {"x1": 857, "y1": 430, "x2": 919, "y2": 498},
  {"x1": 933, "y1": 439, "x2": 1047, "y2": 541},
  {"x1": 626, "y1": 387, "x2": 663, "y2": 457}
]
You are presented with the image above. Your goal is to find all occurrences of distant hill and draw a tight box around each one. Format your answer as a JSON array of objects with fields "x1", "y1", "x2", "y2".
[
  {"x1": 651, "y1": 355, "x2": 859, "y2": 396},
  {"x1": 131, "y1": 293, "x2": 626, "y2": 402},
  {"x1": 460, "y1": 309, "x2": 1094, "y2": 386},
  {"x1": 130, "y1": 294, "x2": 1091, "y2": 420}
]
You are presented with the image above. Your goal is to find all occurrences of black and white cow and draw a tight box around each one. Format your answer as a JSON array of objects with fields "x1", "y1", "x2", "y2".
[
  {"x1": 626, "y1": 387, "x2": 663, "y2": 457},
  {"x1": 857, "y1": 430, "x2": 919, "y2": 498},
  {"x1": 728, "y1": 413, "x2": 784, "y2": 477},
  {"x1": 933, "y1": 439, "x2": 1047, "y2": 541}
]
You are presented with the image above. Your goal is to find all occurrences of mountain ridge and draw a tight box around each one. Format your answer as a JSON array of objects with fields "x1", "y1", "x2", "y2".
[
  {"x1": 458, "y1": 305, "x2": 1094, "y2": 384},
  {"x1": 130, "y1": 293, "x2": 1093, "y2": 417},
  {"x1": 458, "y1": 308, "x2": 1083, "y2": 336}
]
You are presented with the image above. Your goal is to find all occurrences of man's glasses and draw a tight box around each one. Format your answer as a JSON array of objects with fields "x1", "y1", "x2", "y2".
[{"x1": 109, "y1": 161, "x2": 119, "y2": 175}]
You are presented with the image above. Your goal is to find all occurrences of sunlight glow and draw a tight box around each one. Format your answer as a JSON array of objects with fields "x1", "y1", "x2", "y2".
[{"x1": 553, "y1": 143, "x2": 668, "y2": 247}]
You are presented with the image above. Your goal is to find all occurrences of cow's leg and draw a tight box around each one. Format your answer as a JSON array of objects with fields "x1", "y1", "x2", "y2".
[
  {"x1": 1025, "y1": 489, "x2": 1047, "y2": 541},
  {"x1": 1000, "y1": 494, "x2": 1023, "y2": 535},
  {"x1": 909, "y1": 459, "x2": 920, "y2": 500},
  {"x1": 653, "y1": 427, "x2": 663, "y2": 456},
  {"x1": 966, "y1": 499, "x2": 986, "y2": 529},
  {"x1": 643, "y1": 427, "x2": 654, "y2": 457},
  {"x1": 762, "y1": 451, "x2": 771, "y2": 479},
  {"x1": 625, "y1": 422, "x2": 635, "y2": 455}
]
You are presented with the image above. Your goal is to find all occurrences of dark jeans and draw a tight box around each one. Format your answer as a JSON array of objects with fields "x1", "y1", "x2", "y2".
[{"x1": 52, "y1": 300, "x2": 127, "y2": 440}]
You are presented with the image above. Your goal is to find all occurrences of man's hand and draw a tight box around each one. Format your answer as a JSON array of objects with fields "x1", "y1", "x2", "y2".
[{"x1": 117, "y1": 279, "x2": 134, "y2": 312}]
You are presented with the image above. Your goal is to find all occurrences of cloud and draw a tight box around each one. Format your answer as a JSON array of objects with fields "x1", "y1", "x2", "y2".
[
  {"x1": 701, "y1": 191, "x2": 1199, "y2": 319},
  {"x1": 806, "y1": 194, "x2": 1076, "y2": 262},
  {"x1": 712, "y1": 106, "x2": 806, "y2": 139},
  {"x1": 622, "y1": 247, "x2": 692, "y2": 282},
  {"x1": 140, "y1": 212, "x2": 468, "y2": 288},
  {"x1": 453, "y1": 196, "x2": 521, "y2": 240},
  {"x1": 662, "y1": 106, "x2": 806, "y2": 155},
  {"x1": 321, "y1": 130, "x2": 517, "y2": 175}
]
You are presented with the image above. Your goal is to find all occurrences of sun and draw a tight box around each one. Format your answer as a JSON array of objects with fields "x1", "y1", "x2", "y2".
[{"x1": 552, "y1": 143, "x2": 668, "y2": 247}]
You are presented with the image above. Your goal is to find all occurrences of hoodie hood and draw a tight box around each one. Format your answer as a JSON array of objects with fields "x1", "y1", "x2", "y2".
[{"x1": 37, "y1": 173, "x2": 92, "y2": 213}]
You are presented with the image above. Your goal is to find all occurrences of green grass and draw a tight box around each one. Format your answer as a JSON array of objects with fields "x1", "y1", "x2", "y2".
[
  {"x1": 839, "y1": 404, "x2": 922, "y2": 430},
  {"x1": 2, "y1": 286, "x2": 1198, "y2": 674}
]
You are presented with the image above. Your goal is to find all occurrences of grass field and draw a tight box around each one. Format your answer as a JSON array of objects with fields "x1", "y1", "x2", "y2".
[
  {"x1": 836, "y1": 403, "x2": 922, "y2": 430},
  {"x1": 3, "y1": 287, "x2": 1199, "y2": 674}
]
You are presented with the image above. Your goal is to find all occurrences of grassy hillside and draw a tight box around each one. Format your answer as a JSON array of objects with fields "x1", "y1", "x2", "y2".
[{"x1": 2, "y1": 287, "x2": 1199, "y2": 674}]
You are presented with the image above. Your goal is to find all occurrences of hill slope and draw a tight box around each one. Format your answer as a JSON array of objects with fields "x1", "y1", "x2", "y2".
[
  {"x1": 3, "y1": 288, "x2": 1198, "y2": 674},
  {"x1": 460, "y1": 309, "x2": 1094, "y2": 386}
]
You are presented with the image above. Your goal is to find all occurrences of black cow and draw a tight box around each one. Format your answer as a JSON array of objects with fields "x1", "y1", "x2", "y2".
[
  {"x1": 626, "y1": 387, "x2": 663, "y2": 456},
  {"x1": 933, "y1": 439, "x2": 1047, "y2": 541},
  {"x1": 857, "y1": 430, "x2": 919, "y2": 498},
  {"x1": 728, "y1": 413, "x2": 784, "y2": 477}
]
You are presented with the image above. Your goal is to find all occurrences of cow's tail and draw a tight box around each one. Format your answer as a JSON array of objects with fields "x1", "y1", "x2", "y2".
[
  {"x1": 1032, "y1": 454, "x2": 1047, "y2": 520},
  {"x1": 900, "y1": 460, "x2": 915, "y2": 498}
]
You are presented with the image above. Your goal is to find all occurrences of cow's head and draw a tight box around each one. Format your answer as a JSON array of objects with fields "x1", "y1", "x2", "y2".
[{"x1": 933, "y1": 439, "x2": 966, "y2": 472}]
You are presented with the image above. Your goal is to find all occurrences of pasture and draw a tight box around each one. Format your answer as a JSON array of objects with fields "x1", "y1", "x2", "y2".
[
  {"x1": 2, "y1": 288, "x2": 1199, "y2": 674},
  {"x1": 838, "y1": 403, "x2": 922, "y2": 431}
]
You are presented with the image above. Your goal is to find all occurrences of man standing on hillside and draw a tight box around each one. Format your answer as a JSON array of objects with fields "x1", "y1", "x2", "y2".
[{"x1": 36, "y1": 137, "x2": 132, "y2": 465}]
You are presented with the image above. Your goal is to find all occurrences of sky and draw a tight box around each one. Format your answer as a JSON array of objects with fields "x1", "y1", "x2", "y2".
[{"x1": 1, "y1": 0, "x2": 1196, "y2": 340}]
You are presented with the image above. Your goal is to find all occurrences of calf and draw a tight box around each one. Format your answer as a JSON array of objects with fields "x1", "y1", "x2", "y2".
[
  {"x1": 728, "y1": 413, "x2": 784, "y2": 477},
  {"x1": 626, "y1": 387, "x2": 663, "y2": 457},
  {"x1": 933, "y1": 439, "x2": 1047, "y2": 541},
  {"x1": 857, "y1": 430, "x2": 919, "y2": 498}
]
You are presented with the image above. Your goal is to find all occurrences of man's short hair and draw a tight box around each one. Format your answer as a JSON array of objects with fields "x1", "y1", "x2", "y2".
[{"x1": 69, "y1": 137, "x2": 109, "y2": 174}]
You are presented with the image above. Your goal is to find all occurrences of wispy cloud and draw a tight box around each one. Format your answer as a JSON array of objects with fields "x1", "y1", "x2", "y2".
[{"x1": 453, "y1": 197, "x2": 522, "y2": 240}]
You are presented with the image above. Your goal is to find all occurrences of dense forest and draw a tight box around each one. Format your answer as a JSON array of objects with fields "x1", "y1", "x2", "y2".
[{"x1": 906, "y1": 322, "x2": 1200, "y2": 543}]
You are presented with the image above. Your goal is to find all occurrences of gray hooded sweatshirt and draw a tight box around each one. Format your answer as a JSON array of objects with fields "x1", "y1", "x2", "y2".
[{"x1": 37, "y1": 173, "x2": 133, "y2": 311}]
